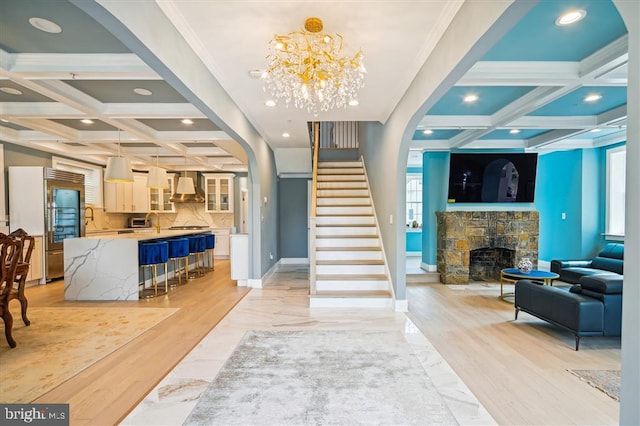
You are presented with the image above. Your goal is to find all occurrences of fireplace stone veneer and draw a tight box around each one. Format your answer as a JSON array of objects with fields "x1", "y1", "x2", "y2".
[{"x1": 436, "y1": 211, "x2": 539, "y2": 284}]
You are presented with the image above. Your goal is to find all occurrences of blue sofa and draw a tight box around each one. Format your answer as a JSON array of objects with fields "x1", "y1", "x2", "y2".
[
  {"x1": 550, "y1": 243, "x2": 624, "y2": 284},
  {"x1": 515, "y1": 274, "x2": 623, "y2": 350}
]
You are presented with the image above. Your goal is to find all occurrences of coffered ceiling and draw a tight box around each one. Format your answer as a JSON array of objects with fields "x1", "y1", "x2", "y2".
[{"x1": 0, "y1": 0, "x2": 630, "y2": 173}]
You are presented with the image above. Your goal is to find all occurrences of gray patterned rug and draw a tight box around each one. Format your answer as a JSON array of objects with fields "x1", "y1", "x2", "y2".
[
  {"x1": 568, "y1": 369, "x2": 621, "y2": 401},
  {"x1": 185, "y1": 330, "x2": 457, "y2": 425}
]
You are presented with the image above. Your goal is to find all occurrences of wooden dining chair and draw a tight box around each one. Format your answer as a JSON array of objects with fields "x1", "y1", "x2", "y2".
[
  {"x1": 8, "y1": 228, "x2": 34, "y2": 326},
  {"x1": 0, "y1": 233, "x2": 23, "y2": 348}
]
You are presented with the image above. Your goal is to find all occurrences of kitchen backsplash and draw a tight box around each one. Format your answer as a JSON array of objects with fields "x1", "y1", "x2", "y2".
[{"x1": 85, "y1": 203, "x2": 234, "y2": 232}]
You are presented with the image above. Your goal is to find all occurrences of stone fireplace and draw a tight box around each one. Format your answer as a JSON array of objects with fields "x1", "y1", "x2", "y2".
[{"x1": 436, "y1": 211, "x2": 539, "y2": 284}]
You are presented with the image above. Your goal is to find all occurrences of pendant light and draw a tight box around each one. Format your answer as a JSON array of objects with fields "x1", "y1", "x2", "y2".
[
  {"x1": 175, "y1": 155, "x2": 195, "y2": 194},
  {"x1": 104, "y1": 130, "x2": 134, "y2": 182},
  {"x1": 147, "y1": 148, "x2": 169, "y2": 188}
]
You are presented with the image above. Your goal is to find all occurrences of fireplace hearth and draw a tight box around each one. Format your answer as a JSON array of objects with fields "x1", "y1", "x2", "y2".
[{"x1": 436, "y1": 211, "x2": 538, "y2": 284}]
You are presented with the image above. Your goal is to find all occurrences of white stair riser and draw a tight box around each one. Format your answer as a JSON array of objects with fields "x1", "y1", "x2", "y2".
[
  {"x1": 317, "y1": 175, "x2": 365, "y2": 182},
  {"x1": 309, "y1": 297, "x2": 393, "y2": 309},
  {"x1": 317, "y1": 181, "x2": 368, "y2": 189},
  {"x1": 316, "y1": 251, "x2": 383, "y2": 261},
  {"x1": 315, "y1": 216, "x2": 375, "y2": 226},
  {"x1": 316, "y1": 280, "x2": 389, "y2": 291},
  {"x1": 319, "y1": 161, "x2": 362, "y2": 168},
  {"x1": 316, "y1": 238, "x2": 380, "y2": 248},
  {"x1": 315, "y1": 227, "x2": 377, "y2": 236},
  {"x1": 318, "y1": 168, "x2": 363, "y2": 175},
  {"x1": 316, "y1": 264, "x2": 386, "y2": 275},
  {"x1": 317, "y1": 197, "x2": 370, "y2": 206},
  {"x1": 317, "y1": 189, "x2": 369, "y2": 197},
  {"x1": 317, "y1": 206, "x2": 373, "y2": 215}
]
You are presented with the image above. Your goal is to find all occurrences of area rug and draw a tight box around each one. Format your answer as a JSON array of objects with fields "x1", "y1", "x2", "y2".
[
  {"x1": 0, "y1": 306, "x2": 178, "y2": 403},
  {"x1": 568, "y1": 369, "x2": 621, "y2": 401},
  {"x1": 185, "y1": 330, "x2": 457, "y2": 425}
]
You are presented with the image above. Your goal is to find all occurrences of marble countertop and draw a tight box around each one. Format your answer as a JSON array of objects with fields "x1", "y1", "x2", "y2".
[{"x1": 81, "y1": 229, "x2": 213, "y2": 241}]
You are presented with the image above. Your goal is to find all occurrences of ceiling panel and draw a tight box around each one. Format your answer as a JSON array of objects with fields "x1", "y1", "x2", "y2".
[
  {"x1": 527, "y1": 86, "x2": 627, "y2": 116},
  {"x1": 63, "y1": 80, "x2": 189, "y2": 103},
  {"x1": 0, "y1": 81, "x2": 56, "y2": 102},
  {"x1": 138, "y1": 119, "x2": 220, "y2": 132},
  {"x1": 427, "y1": 86, "x2": 535, "y2": 116},
  {"x1": 50, "y1": 118, "x2": 118, "y2": 131}
]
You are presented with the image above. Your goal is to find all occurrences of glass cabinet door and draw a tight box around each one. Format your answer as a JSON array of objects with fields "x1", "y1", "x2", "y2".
[
  {"x1": 219, "y1": 178, "x2": 230, "y2": 211},
  {"x1": 149, "y1": 187, "x2": 161, "y2": 211},
  {"x1": 204, "y1": 173, "x2": 234, "y2": 213}
]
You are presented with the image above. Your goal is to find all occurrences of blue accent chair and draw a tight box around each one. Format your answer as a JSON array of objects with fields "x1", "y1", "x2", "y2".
[{"x1": 139, "y1": 241, "x2": 169, "y2": 298}]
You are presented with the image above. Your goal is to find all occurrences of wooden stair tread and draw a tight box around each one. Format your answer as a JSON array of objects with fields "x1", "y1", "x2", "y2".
[
  {"x1": 315, "y1": 213, "x2": 374, "y2": 217},
  {"x1": 316, "y1": 234, "x2": 378, "y2": 238},
  {"x1": 317, "y1": 194, "x2": 370, "y2": 198},
  {"x1": 317, "y1": 204, "x2": 371, "y2": 207},
  {"x1": 310, "y1": 290, "x2": 392, "y2": 298},
  {"x1": 316, "y1": 223, "x2": 375, "y2": 227},
  {"x1": 316, "y1": 274, "x2": 388, "y2": 280},
  {"x1": 316, "y1": 247, "x2": 381, "y2": 251},
  {"x1": 316, "y1": 260, "x2": 384, "y2": 265}
]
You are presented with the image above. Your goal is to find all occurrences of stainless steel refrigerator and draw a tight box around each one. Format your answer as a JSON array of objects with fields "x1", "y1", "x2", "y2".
[{"x1": 9, "y1": 167, "x2": 85, "y2": 282}]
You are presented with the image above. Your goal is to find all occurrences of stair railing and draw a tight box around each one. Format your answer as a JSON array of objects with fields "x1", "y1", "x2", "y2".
[{"x1": 309, "y1": 121, "x2": 320, "y2": 295}]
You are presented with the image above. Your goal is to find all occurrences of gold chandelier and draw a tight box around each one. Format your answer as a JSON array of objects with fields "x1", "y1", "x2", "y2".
[{"x1": 263, "y1": 17, "x2": 366, "y2": 114}]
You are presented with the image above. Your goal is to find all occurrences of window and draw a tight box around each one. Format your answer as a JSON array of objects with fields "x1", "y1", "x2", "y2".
[
  {"x1": 406, "y1": 174, "x2": 422, "y2": 228},
  {"x1": 52, "y1": 156, "x2": 104, "y2": 208},
  {"x1": 606, "y1": 146, "x2": 625, "y2": 238}
]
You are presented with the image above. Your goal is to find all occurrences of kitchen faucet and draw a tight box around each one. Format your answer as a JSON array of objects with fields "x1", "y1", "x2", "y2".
[
  {"x1": 145, "y1": 211, "x2": 161, "y2": 234},
  {"x1": 84, "y1": 206, "x2": 94, "y2": 226}
]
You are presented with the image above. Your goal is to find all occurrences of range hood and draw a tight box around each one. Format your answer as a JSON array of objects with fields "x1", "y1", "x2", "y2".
[{"x1": 170, "y1": 171, "x2": 205, "y2": 203}]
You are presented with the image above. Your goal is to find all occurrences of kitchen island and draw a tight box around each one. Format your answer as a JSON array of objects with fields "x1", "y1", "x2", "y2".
[{"x1": 64, "y1": 229, "x2": 212, "y2": 301}]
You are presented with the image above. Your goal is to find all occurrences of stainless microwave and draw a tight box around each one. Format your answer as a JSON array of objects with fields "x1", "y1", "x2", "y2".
[{"x1": 129, "y1": 217, "x2": 150, "y2": 228}]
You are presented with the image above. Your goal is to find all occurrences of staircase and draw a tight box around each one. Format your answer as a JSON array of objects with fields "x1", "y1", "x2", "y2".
[{"x1": 309, "y1": 160, "x2": 393, "y2": 308}]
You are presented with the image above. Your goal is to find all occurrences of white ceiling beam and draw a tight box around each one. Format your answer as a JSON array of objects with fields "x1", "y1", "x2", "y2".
[
  {"x1": 527, "y1": 129, "x2": 585, "y2": 148},
  {"x1": 597, "y1": 104, "x2": 627, "y2": 125},
  {"x1": 2, "y1": 51, "x2": 160, "y2": 80},
  {"x1": 0, "y1": 102, "x2": 85, "y2": 118},
  {"x1": 579, "y1": 35, "x2": 628, "y2": 80}
]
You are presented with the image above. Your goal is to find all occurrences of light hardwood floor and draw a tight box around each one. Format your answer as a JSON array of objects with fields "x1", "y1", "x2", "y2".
[
  {"x1": 407, "y1": 282, "x2": 621, "y2": 425},
  {"x1": 5, "y1": 265, "x2": 621, "y2": 425},
  {"x1": 19, "y1": 260, "x2": 250, "y2": 425}
]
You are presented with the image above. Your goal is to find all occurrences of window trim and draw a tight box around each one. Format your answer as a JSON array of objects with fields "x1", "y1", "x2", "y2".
[{"x1": 605, "y1": 145, "x2": 625, "y2": 239}]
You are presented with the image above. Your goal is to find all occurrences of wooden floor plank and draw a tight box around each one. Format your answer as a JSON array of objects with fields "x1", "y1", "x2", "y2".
[{"x1": 20, "y1": 260, "x2": 250, "y2": 425}]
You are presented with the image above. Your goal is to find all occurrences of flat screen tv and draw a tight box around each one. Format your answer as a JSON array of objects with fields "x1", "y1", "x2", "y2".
[{"x1": 447, "y1": 153, "x2": 538, "y2": 203}]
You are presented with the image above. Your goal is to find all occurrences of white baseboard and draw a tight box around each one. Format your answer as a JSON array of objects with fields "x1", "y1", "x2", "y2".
[
  {"x1": 421, "y1": 263, "x2": 437, "y2": 272},
  {"x1": 394, "y1": 299, "x2": 408, "y2": 312},
  {"x1": 248, "y1": 279, "x2": 262, "y2": 288},
  {"x1": 280, "y1": 258, "x2": 309, "y2": 265},
  {"x1": 236, "y1": 279, "x2": 248, "y2": 287}
]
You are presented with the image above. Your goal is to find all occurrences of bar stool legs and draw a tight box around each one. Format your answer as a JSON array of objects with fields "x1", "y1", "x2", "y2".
[
  {"x1": 167, "y1": 238, "x2": 190, "y2": 287},
  {"x1": 204, "y1": 234, "x2": 215, "y2": 272},
  {"x1": 187, "y1": 235, "x2": 206, "y2": 279}
]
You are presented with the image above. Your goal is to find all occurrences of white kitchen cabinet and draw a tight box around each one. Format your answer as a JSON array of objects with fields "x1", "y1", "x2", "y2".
[
  {"x1": 211, "y1": 228, "x2": 231, "y2": 258},
  {"x1": 26, "y1": 235, "x2": 44, "y2": 282},
  {"x1": 104, "y1": 172, "x2": 150, "y2": 213},
  {"x1": 148, "y1": 173, "x2": 176, "y2": 213},
  {"x1": 203, "y1": 174, "x2": 234, "y2": 213}
]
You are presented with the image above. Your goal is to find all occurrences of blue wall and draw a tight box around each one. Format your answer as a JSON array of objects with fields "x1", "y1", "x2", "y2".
[{"x1": 421, "y1": 151, "x2": 449, "y2": 265}]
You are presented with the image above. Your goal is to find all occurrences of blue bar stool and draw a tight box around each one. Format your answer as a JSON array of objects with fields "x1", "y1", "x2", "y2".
[
  {"x1": 204, "y1": 234, "x2": 215, "y2": 271},
  {"x1": 167, "y1": 238, "x2": 189, "y2": 286},
  {"x1": 139, "y1": 241, "x2": 169, "y2": 299},
  {"x1": 187, "y1": 235, "x2": 206, "y2": 279}
]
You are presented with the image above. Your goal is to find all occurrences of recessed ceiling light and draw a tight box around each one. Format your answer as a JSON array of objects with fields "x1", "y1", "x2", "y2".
[
  {"x1": 348, "y1": 99, "x2": 359, "y2": 106},
  {"x1": 509, "y1": 129, "x2": 520, "y2": 134},
  {"x1": 29, "y1": 17, "x2": 62, "y2": 34},
  {"x1": 0, "y1": 87, "x2": 23, "y2": 95},
  {"x1": 590, "y1": 128, "x2": 603, "y2": 133},
  {"x1": 133, "y1": 87, "x2": 153, "y2": 96},
  {"x1": 282, "y1": 132, "x2": 290, "y2": 138},
  {"x1": 422, "y1": 129, "x2": 433, "y2": 135},
  {"x1": 265, "y1": 100, "x2": 276, "y2": 107},
  {"x1": 556, "y1": 9, "x2": 587, "y2": 26},
  {"x1": 463, "y1": 94, "x2": 479, "y2": 103},
  {"x1": 248, "y1": 69, "x2": 267, "y2": 79},
  {"x1": 584, "y1": 94, "x2": 602, "y2": 103},
  {"x1": 80, "y1": 119, "x2": 94, "y2": 124},
  {"x1": 181, "y1": 119, "x2": 194, "y2": 125}
]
